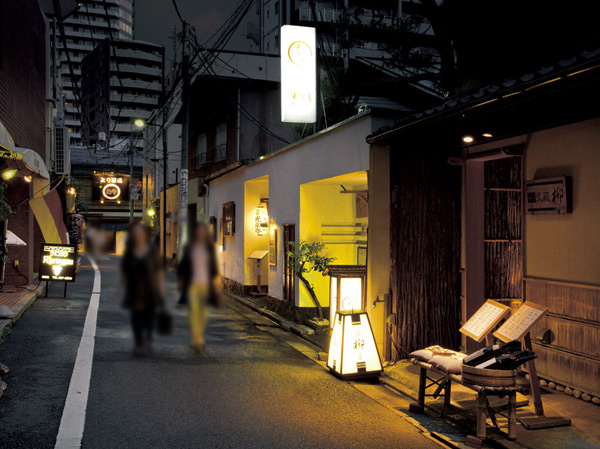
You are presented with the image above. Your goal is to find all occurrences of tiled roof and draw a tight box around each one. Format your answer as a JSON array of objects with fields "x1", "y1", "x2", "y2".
[{"x1": 367, "y1": 48, "x2": 600, "y2": 142}]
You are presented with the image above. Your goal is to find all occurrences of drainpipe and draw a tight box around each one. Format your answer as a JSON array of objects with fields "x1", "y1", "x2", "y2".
[{"x1": 236, "y1": 87, "x2": 241, "y2": 162}]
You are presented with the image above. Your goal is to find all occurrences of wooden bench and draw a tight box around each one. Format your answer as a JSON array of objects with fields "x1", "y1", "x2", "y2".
[{"x1": 410, "y1": 358, "x2": 529, "y2": 440}]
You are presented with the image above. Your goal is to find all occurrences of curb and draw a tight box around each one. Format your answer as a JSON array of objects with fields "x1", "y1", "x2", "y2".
[{"x1": 223, "y1": 290, "x2": 329, "y2": 351}]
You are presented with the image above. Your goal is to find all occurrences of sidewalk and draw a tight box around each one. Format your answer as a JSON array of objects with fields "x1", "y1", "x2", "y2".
[
  {"x1": 0, "y1": 282, "x2": 45, "y2": 340},
  {"x1": 225, "y1": 290, "x2": 600, "y2": 449},
  {"x1": 383, "y1": 361, "x2": 600, "y2": 449}
]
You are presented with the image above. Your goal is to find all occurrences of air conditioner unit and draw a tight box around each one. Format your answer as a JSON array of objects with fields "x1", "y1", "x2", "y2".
[{"x1": 54, "y1": 126, "x2": 71, "y2": 175}]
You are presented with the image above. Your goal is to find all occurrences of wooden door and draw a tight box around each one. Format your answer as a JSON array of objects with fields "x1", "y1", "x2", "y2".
[
  {"x1": 283, "y1": 224, "x2": 295, "y2": 302},
  {"x1": 484, "y1": 156, "x2": 523, "y2": 309}
]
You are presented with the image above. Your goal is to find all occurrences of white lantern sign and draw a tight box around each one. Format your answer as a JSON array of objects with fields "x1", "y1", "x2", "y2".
[
  {"x1": 281, "y1": 25, "x2": 317, "y2": 123},
  {"x1": 327, "y1": 311, "x2": 383, "y2": 379}
]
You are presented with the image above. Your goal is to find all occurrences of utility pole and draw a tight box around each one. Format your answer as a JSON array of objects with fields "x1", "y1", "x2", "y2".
[
  {"x1": 161, "y1": 46, "x2": 168, "y2": 266},
  {"x1": 129, "y1": 133, "x2": 134, "y2": 222},
  {"x1": 178, "y1": 21, "x2": 190, "y2": 255}
]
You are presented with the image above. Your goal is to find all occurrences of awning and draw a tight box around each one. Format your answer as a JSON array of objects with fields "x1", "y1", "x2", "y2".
[
  {"x1": 0, "y1": 120, "x2": 21, "y2": 160},
  {"x1": 6, "y1": 147, "x2": 50, "y2": 179},
  {"x1": 6, "y1": 230, "x2": 27, "y2": 246}
]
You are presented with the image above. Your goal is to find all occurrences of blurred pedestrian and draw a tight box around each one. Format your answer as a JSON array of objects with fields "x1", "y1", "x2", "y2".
[
  {"x1": 177, "y1": 222, "x2": 222, "y2": 355},
  {"x1": 120, "y1": 221, "x2": 165, "y2": 356}
]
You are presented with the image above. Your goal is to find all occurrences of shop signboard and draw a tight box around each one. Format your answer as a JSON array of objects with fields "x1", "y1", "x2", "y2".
[
  {"x1": 40, "y1": 244, "x2": 77, "y2": 282},
  {"x1": 92, "y1": 173, "x2": 130, "y2": 202},
  {"x1": 281, "y1": 25, "x2": 317, "y2": 123}
]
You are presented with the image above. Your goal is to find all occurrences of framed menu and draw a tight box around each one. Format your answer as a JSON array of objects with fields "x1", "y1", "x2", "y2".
[
  {"x1": 493, "y1": 301, "x2": 548, "y2": 343},
  {"x1": 460, "y1": 299, "x2": 511, "y2": 342}
]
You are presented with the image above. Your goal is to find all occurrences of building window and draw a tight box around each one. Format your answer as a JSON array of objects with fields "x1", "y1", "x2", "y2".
[
  {"x1": 196, "y1": 132, "x2": 207, "y2": 168},
  {"x1": 275, "y1": 1, "x2": 279, "y2": 14},
  {"x1": 222, "y1": 202, "x2": 235, "y2": 235},
  {"x1": 215, "y1": 122, "x2": 227, "y2": 161}
]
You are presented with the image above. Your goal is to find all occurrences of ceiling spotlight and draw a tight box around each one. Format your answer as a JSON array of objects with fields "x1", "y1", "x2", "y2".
[
  {"x1": 24, "y1": 175, "x2": 32, "y2": 183},
  {"x1": 462, "y1": 135, "x2": 474, "y2": 143},
  {"x1": 482, "y1": 132, "x2": 493, "y2": 138}
]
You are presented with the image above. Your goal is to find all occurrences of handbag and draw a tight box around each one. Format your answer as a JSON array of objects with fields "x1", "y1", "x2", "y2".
[{"x1": 156, "y1": 307, "x2": 173, "y2": 335}]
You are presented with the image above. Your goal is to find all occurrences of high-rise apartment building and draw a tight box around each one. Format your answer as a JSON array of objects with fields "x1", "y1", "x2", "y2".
[{"x1": 56, "y1": 0, "x2": 135, "y2": 145}]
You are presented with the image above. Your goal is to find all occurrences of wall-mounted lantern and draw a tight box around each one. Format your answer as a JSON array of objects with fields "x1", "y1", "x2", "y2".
[
  {"x1": 253, "y1": 200, "x2": 269, "y2": 236},
  {"x1": 323, "y1": 265, "x2": 366, "y2": 330},
  {"x1": 327, "y1": 310, "x2": 382, "y2": 379}
]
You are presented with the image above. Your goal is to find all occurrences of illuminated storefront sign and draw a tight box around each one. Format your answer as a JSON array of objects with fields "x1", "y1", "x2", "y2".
[
  {"x1": 92, "y1": 173, "x2": 130, "y2": 202},
  {"x1": 40, "y1": 244, "x2": 77, "y2": 282},
  {"x1": 327, "y1": 311, "x2": 383, "y2": 379},
  {"x1": 281, "y1": 25, "x2": 317, "y2": 123}
]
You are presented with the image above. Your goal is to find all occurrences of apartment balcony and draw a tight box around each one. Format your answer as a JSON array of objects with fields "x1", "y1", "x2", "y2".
[{"x1": 192, "y1": 144, "x2": 227, "y2": 170}]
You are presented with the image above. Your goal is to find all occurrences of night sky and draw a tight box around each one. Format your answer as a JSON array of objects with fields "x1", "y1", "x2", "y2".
[{"x1": 135, "y1": 0, "x2": 242, "y2": 63}]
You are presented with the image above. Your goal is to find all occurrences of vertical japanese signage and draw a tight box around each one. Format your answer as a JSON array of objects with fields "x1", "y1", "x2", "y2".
[
  {"x1": 40, "y1": 244, "x2": 77, "y2": 282},
  {"x1": 281, "y1": 25, "x2": 317, "y2": 123}
]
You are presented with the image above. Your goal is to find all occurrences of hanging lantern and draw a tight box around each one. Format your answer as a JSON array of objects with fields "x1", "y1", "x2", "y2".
[
  {"x1": 253, "y1": 204, "x2": 269, "y2": 236},
  {"x1": 327, "y1": 311, "x2": 383, "y2": 379}
]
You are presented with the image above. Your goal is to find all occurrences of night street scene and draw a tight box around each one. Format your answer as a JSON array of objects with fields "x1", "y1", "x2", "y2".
[{"x1": 1, "y1": 1, "x2": 600, "y2": 449}]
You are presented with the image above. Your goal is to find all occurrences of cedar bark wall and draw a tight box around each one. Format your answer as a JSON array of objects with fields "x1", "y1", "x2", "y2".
[{"x1": 389, "y1": 147, "x2": 462, "y2": 358}]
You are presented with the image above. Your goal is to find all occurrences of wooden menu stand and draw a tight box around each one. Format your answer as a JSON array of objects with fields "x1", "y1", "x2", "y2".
[
  {"x1": 493, "y1": 302, "x2": 571, "y2": 430},
  {"x1": 248, "y1": 250, "x2": 268, "y2": 297}
]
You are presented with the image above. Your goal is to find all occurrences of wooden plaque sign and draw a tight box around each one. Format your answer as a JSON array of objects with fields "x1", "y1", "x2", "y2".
[
  {"x1": 494, "y1": 301, "x2": 548, "y2": 343},
  {"x1": 460, "y1": 299, "x2": 511, "y2": 342}
]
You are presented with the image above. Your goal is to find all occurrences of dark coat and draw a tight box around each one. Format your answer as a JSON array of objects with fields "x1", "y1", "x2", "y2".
[{"x1": 121, "y1": 245, "x2": 163, "y2": 311}]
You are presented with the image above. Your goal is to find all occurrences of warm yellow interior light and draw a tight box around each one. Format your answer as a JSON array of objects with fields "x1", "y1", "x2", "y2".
[
  {"x1": 462, "y1": 135, "x2": 474, "y2": 143},
  {"x1": 2, "y1": 169, "x2": 18, "y2": 180},
  {"x1": 24, "y1": 175, "x2": 32, "y2": 183}
]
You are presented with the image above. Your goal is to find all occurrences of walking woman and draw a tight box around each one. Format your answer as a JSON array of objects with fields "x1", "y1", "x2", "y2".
[
  {"x1": 178, "y1": 222, "x2": 222, "y2": 355},
  {"x1": 121, "y1": 221, "x2": 165, "y2": 355}
]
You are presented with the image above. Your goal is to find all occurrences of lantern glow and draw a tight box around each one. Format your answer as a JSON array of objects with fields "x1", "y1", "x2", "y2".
[
  {"x1": 327, "y1": 311, "x2": 383, "y2": 379},
  {"x1": 253, "y1": 204, "x2": 269, "y2": 236},
  {"x1": 324, "y1": 265, "x2": 366, "y2": 330}
]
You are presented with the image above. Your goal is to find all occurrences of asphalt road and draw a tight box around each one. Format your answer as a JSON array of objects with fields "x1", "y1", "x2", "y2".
[{"x1": 0, "y1": 256, "x2": 438, "y2": 449}]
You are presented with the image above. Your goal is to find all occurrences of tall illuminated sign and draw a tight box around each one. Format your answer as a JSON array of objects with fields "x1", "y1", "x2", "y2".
[{"x1": 281, "y1": 25, "x2": 317, "y2": 123}]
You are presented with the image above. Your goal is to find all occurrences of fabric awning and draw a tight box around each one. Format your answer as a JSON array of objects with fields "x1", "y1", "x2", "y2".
[
  {"x1": 6, "y1": 230, "x2": 27, "y2": 246},
  {"x1": 6, "y1": 147, "x2": 50, "y2": 179},
  {"x1": 0, "y1": 120, "x2": 22, "y2": 160}
]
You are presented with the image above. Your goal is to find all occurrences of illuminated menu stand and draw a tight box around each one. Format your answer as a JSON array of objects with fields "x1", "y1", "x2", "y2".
[
  {"x1": 39, "y1": 244, "x2": 78, "y2": 298},
  {"x1": 327, "y1": 310, "x2": 382, "y2": 379},
  {"x1": 247, "y1": 250, "x2": 269, "y2": 297}
]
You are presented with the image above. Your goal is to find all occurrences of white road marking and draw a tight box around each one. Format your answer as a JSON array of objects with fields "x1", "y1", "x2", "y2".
[{"x1": 55, "y1": 257, "x2": 101, "y2": 449}]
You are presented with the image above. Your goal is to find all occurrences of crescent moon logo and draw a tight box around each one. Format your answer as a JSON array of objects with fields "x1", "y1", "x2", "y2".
[
  {"x1": 287, "y1": 41, "x2": 313, "y2": 66},
  {"x1": 102, "y1": 183, "x2": 121, "y2": 200}
]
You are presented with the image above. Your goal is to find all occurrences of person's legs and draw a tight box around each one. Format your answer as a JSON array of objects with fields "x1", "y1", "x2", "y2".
[
  {"x1": 130, "y1": 311, "x2": 144, "y2": 354},
  {"x1": 188, "y1": 284, "x2": 209, "y2": 352},
  {"x1": 143, "y1": 307, "x2": 155, "y2": 346}
]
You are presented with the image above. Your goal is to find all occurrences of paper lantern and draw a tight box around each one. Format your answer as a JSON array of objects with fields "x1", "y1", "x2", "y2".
[
  {"x1": 253, "y1": 204, "x2": 269, "y2": 236},
  {"x1": 327, "y1": 311, "x2": 383, "y2": 379}
]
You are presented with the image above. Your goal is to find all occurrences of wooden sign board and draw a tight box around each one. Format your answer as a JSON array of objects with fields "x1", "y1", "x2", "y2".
[
  {"x1": 269, "y1": 228, "x2": 277, "y2": 266},
  {"x1": 525, "y1": 176, "x2": 571, "y2": 215},
  {"x1": 494, "y1": 301, "x2": 548, "y2": 343},
  {"x1": 460, "y1": 299, "x2": 511, "y2": 342}
]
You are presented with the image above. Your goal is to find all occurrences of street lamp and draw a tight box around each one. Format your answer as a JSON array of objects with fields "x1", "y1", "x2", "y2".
[{"x1": 134, "y1": 118, "x2": 168, "y2": 265}]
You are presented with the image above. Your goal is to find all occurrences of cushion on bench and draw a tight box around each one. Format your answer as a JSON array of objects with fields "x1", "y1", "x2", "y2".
[
  {"x1": 429, "y1": 352, "x2": 467, "y2": 374},
  {"x1": 409, "y1": 346, "x2": 460, "y2": 363}
]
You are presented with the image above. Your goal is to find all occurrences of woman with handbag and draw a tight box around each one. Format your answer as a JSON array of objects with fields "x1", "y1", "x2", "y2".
[
  {"x1": 121, "y1": 221, "x2": 166, "y2": 356},
  {"x1": 178, "y1": 222, "x2": 222, "y2": 355}
]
